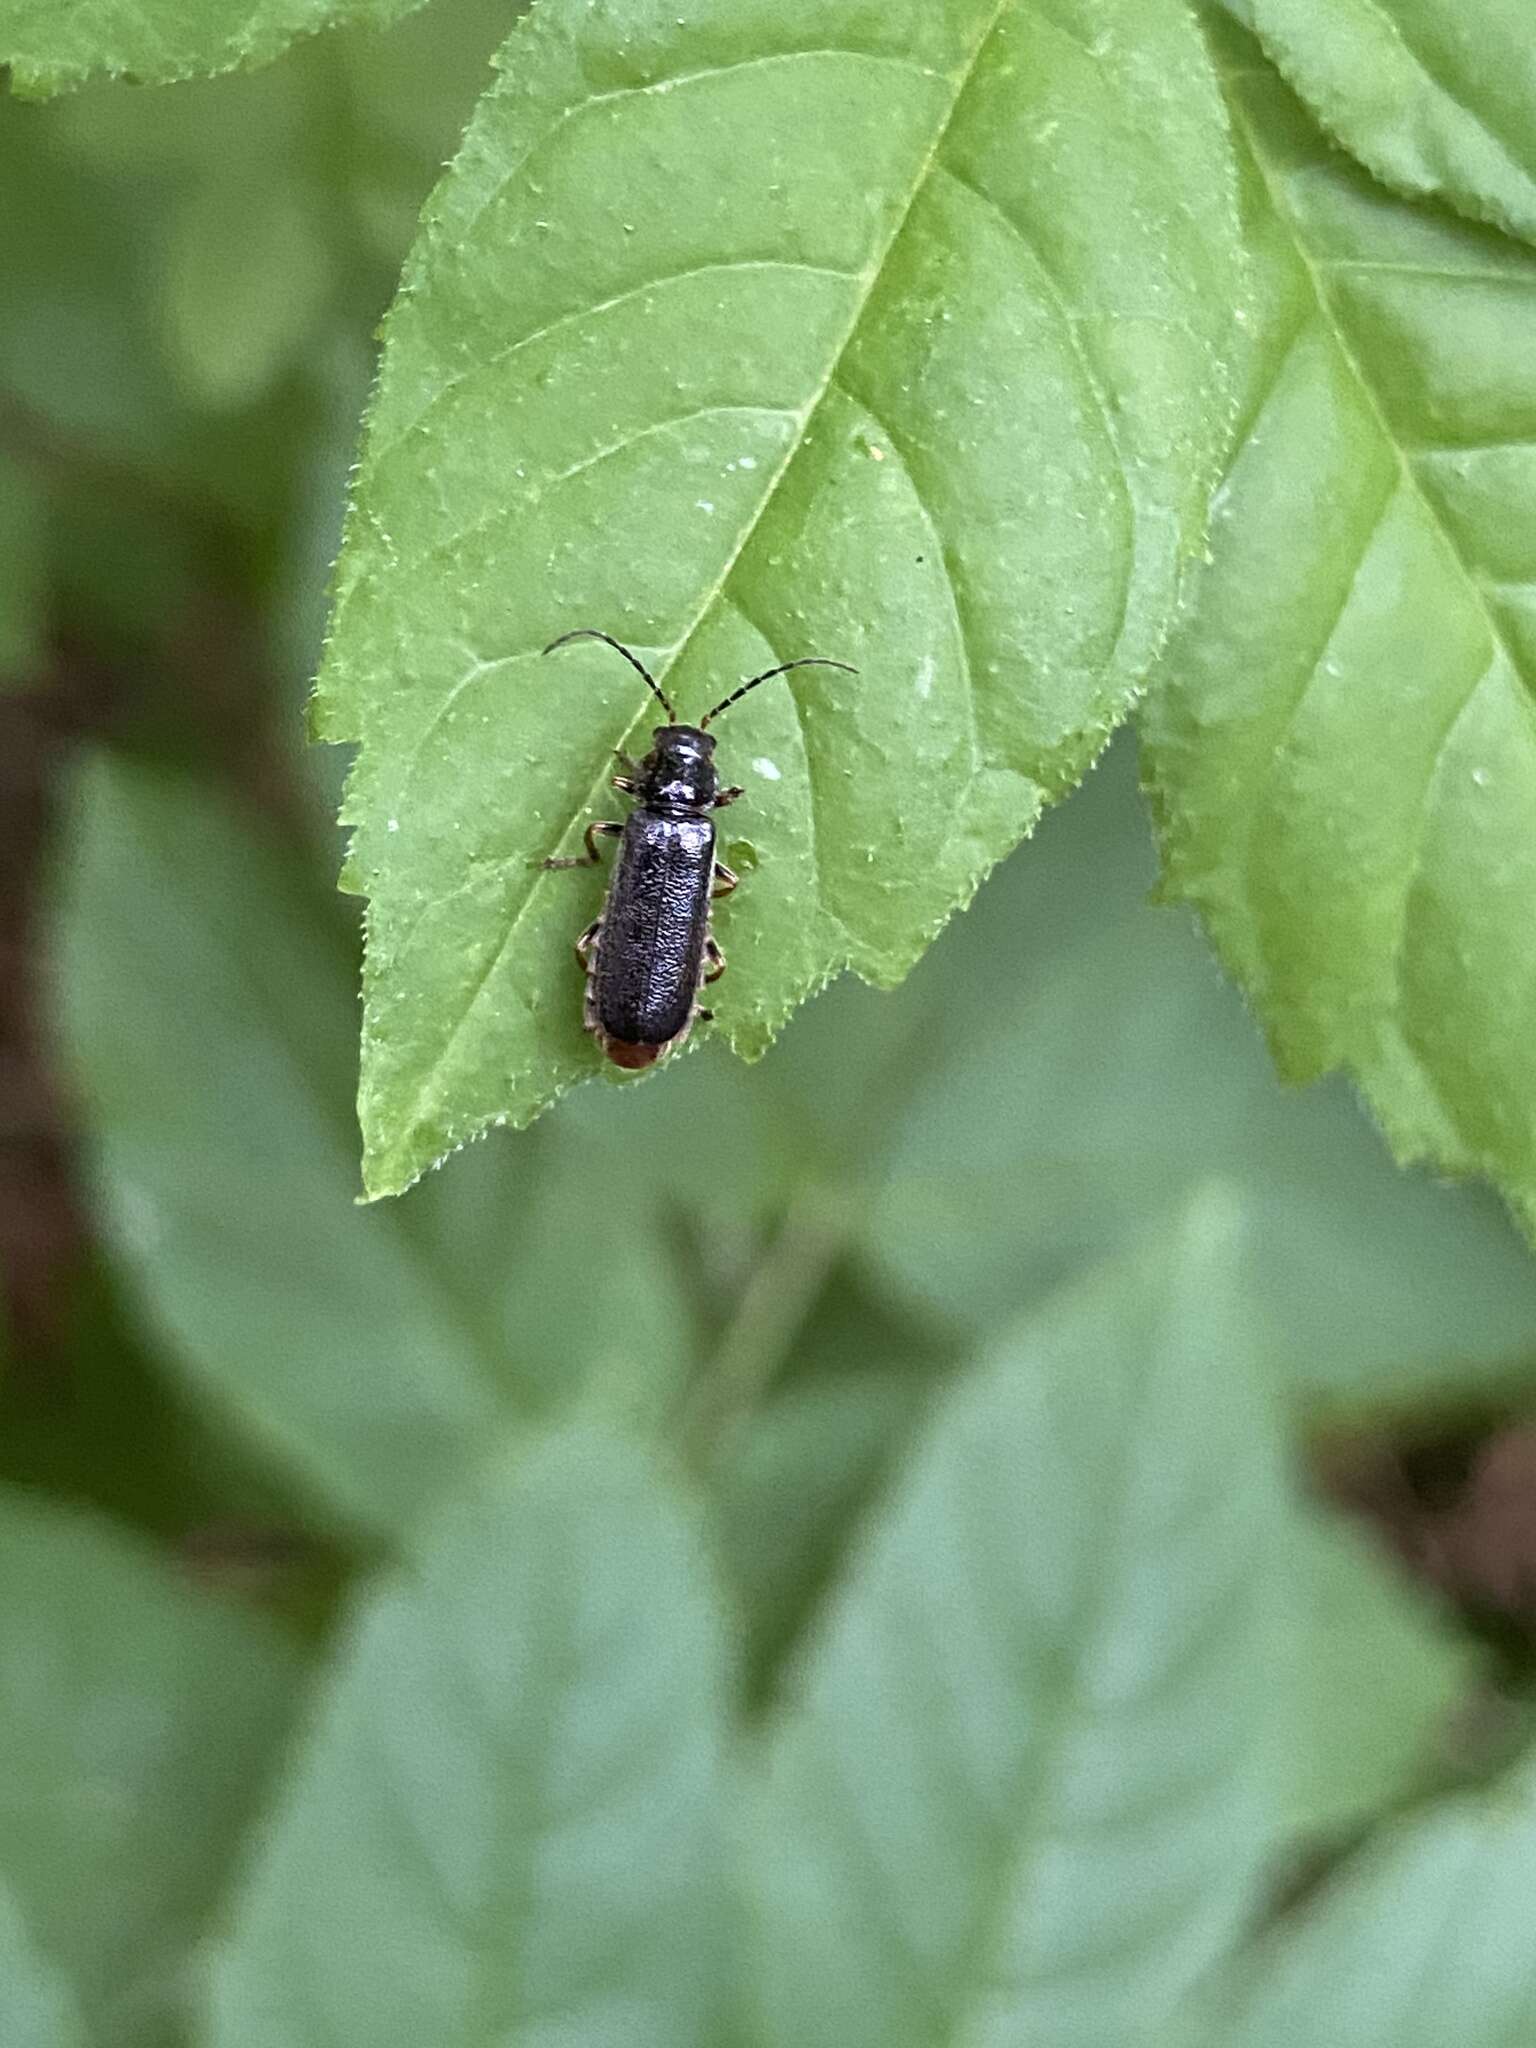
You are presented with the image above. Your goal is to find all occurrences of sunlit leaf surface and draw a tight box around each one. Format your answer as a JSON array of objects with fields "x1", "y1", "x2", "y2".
[{"x1": 318, "y1": 0, "x2": 1245, "y2": 1192}]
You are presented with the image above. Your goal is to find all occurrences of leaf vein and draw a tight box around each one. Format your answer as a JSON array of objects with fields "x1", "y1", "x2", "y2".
[
  {"x1": 1225, "y1": 71, "x2": 1535, "y2": 1101},
  {"x1": 433, "y1": 45, "x2": 952, "y2": 328},
  {"x1": 394, "y1": 405, "x2": 794, "y2": 597},
  {"x1": 1322, "y1": 256, "x2": 1536, "y2": 292},
  {"x1": 932, "y1": 161, "x2": 1137, "y2": 676},
  {"x1": 722, "y1": 591, "x2": 838, "y2": 943},
  {"x1": 373, "y1": 260, "x2": 857, "y2": 472},
  {"x1": 1240, "y1": 467, "x2": 1401, "y2": 962},
  {"x1": 828, "y1": 372, "x2": 983, "y2": 780}
]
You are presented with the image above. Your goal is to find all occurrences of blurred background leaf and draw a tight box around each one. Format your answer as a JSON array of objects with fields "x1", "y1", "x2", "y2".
[
  {"x1": 1286, "y1": 1511, "x2": 1473, "y2": 1839},
  {"x1": 159, "y1": 162, "x2": 332, "y2": 414},
  {"x1": 208, "y1": 1427, "x2": 732, "y2": 2048},
  {"x1": 0, "y1": 1878, "x2": 87, "y2": 2048},
  {"x1": 0, "y1": 1486, "x2": 304, "y2": 2048},
  {"x1": 1199, "y1": 1746, "x2": 1536, "y2": 2046},
  {"x1": 748, "y1": 1198, "x2": 1290, "y2": 2048}
]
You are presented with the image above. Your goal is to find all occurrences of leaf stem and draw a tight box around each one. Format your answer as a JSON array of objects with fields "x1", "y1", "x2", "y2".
[{"x1": 678, "y1": 1183, "x2": 851, "y2": 1472}]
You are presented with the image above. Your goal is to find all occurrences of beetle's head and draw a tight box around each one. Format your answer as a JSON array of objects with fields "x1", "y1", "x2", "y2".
[{"x1": 640, "y1": 724, "x2": 717, "y2": 810}]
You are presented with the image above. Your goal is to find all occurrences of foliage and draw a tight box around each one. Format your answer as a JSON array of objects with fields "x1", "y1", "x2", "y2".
[
  {"x1": 1223, "y1": 0, "x2": 1536, "y2": 248},
  {"x1": 208, "y1": 1430, "x2": 732, "y2": 2047},
  {"x1": 0, "y1": 1491, "x2": 302, "y2": 2047},
  {"x1": 3, "y1": 0, "x2": 1536, "y2": 2045},
  {"x1": 317, "y1": 0, "x2": 1245, "y2": 1194},
  {"x1": 0, "y1": 0, "x2": 426, "y2": 94},
  {"x1": 1143, "y1": 15, "x2": 1536, "y2": 1242}
]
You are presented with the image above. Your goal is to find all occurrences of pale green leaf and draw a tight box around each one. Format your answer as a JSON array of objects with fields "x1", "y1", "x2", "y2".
[
  {"x1": 1229, "y1": 0, "x2": 1536, "y2": 250},
  {"x1": 53, "y1": 753, "x2": 502, "y2": 1541},
  {"x1": 1205, "y1": 1748, "x2": 1536, "y2": 2047},
  {"x1": 1287, "y1": 1511, "x2": 1471, "y2": 1838},
  {"x1": 52, "y1": 753, "x2": 693, "y2": 1542},
  {"x1": 318, "y1": 0, "x2": 1245, "y2": 1195},
  {"x1": 749, "y1": 1195, "x2": 1288, "y2": 2048},
  {"x1": 1140, "y1": 26, "x2": 1536, "y2": 1241},
  {"x1": 160, "y1": 163, "x2": 331, "y2": 411},
  {"x1": 0, "y1": 0, "x2": 426, "y2": 93},
  {"x1": 208, "y1": 1427, "x2": 732, "y2": 2048},
  {"x1": 0, "y1": 1883, "x2": 86, "y2": 2048},
  {"x1": 0, "y1": 1486, "x2": 302, "y2": 2048}
]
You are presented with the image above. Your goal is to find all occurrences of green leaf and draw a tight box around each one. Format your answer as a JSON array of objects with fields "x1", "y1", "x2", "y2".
[
  {"x1": 1140, "y1": 26, "x2": 1536, "y2": 1243},
  {"x1": 159, "y1": 162, "x2": 331, "y2": 412},
  {"x1": 208, "y1": 1427, "x2": 732, "y2": 2048},
  {"x1": 1229, "y1": 0, "x2": 1536, "y2": 251},
  {"x1": 53, "y1": 752, "x2": 502, "y2": 1542},
  {"x1": 318, "y1": 0, "x2": 1245, "y2": 1195},
  {"x1": 711, "y1": 1370, "x2": 933, "y2": 1706},
  {"x1": 0, "y1": 102, "x2": 185, "y2": 464},
  {"x1": 0, "y1": 1486, "x2": 302, "y2": 2048},
  {"x1": 748, "y1": 1194, "x2": 1288, "y2": 2048},
  {"x1": 858, "y1": 741, "x2": 1536, "y2": 1409},
  {"x1": 0, "y1": 0, "x2": 426, "y2": 93},
  {"x1": 1287, "y1": 1512, "x2": 1471, "y2": 1839},
  {"x1": 1205, "y1": 1747, "x2": 1536, "y2": 2046},
  {"x1": 0, "y1": 1883, "x2": 86, "y2": 2048}
]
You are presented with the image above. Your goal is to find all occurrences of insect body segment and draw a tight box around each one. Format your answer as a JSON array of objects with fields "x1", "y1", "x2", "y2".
[{"x1": 541, "y1": 632, "x2": 853, "y2": 1071}]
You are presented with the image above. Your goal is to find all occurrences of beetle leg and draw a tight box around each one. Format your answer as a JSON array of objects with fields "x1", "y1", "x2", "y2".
[
  {"x1": 711, "y1": 860, "x2": 739, "y2": 898},
  {"x1": 610, "y1": 775, "x2": 638, "y2": 795},
  {"x1": 703, "y1": 936, "x2": 726, "y2": 985},
  {"x1": 575, "y1": 919, "x2": 601, "y2": 972},
  {"x1": 712, "y1": 785, "x2": 744, "y2": 809},
  {"x1": 542, "y1": 819, "x2": 622, "y2": 870}
]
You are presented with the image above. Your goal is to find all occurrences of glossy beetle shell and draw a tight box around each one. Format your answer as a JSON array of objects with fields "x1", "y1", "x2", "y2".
[{"x1": 586, "y1": 806, "x2": 715, "y2": 1064}]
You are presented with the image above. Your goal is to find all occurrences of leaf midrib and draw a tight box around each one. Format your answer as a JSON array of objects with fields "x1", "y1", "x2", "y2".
[
  {"x1": 936, "y1": 1320, "x2": 1165, "y2": 2048},
  {"x1": 380, "y1": 0, "x2": 1015, "y2": 1184},
  {"x1": 1227, "y1": 68, "x2": 1527, "y2": 689}
]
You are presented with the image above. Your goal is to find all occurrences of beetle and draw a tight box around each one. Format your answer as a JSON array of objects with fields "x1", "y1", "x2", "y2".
[{"x1": 540, "y1": 629, "x2": 855, "y2": 1070}]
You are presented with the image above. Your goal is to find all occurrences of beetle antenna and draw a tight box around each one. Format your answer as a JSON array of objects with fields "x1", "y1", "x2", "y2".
[
  {"x1": 699, "y1": 657, "x2": 857, "y2": 729},
  {"x1": 543, "y1": 628, "x2": 677, "y2": 722}
]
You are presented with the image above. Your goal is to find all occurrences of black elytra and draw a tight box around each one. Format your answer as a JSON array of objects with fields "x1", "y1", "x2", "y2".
[{"x1": 540, "y1": 629, "x2": 855, "y2": 1070}]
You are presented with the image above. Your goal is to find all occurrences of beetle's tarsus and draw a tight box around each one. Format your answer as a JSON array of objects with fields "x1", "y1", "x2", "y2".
[{"x1": 544, "y1": 819, "x2": 623, "y2": 869}]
